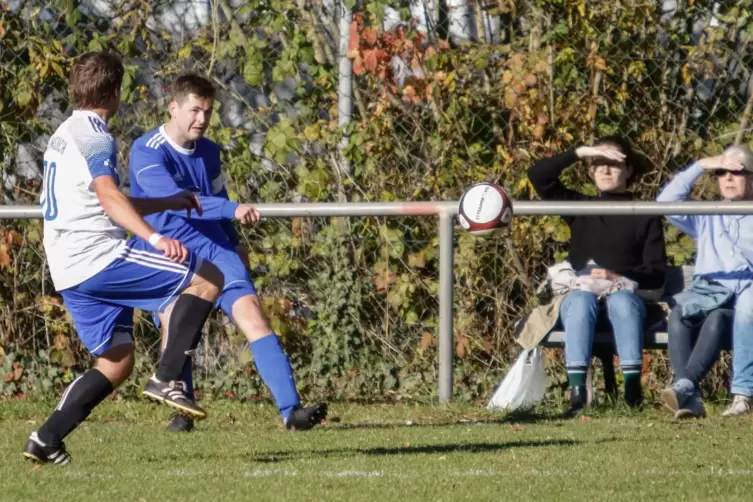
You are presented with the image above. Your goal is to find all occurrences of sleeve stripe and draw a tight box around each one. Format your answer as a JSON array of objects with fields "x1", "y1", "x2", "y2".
[{"x1": 135, "y1": 164, "x2": 163, "y2": 181}]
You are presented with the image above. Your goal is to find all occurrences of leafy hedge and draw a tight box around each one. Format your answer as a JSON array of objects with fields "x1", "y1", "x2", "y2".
[{"x1": 1, "y1": 0, "x2": 751, "y2": 402}]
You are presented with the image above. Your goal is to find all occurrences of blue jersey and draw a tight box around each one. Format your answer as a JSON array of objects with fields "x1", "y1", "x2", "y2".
[{"x1": 128, "y1": 126, "x2": 239, "y2": 248}]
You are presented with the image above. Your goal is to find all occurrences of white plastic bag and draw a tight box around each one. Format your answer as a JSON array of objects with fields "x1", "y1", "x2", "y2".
[{"x1": 487, "y1": 347, "x2": 547, "y2": 411}]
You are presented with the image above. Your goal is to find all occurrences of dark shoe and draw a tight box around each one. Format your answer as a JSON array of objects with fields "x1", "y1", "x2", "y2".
[
  {"x1": 22, "y1": 432, "x2": 71, "y2": 465},
  {"x1": 284, "y1": 403, "x2": 328, "y2": 431},
  {"x1": 624, "y1": 379, "x2": 643, "y2": 409},
  {"x1": 675, "y1": 392, "x2": 707, "y2": 419},
  {"x1": 143, "y1": 377, "x2": 207, "y2": 420},
  {"x1": 564, "y1": 386, "x2": 587, "y2": 419},
  {"x1": 167, "y1": 412, "x2": 195, "y2": 433}
]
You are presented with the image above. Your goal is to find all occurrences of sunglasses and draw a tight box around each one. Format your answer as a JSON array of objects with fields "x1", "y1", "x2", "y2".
[
  {"x1": 714, "y1": 169, "x2": 747, "y2": 177},
  {"x1": 588, "y1": 160, "x2": 627, "y2": 169}
]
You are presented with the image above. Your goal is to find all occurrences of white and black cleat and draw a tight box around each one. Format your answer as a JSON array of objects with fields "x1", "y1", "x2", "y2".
[
  {"x1": 143, "y1": 377, "x2": 207, "y2": 420},
  {"x1": 23, "y1": 432, "x2": 71, "y2": 465}
]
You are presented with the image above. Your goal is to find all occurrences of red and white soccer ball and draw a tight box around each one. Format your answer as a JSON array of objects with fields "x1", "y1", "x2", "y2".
[{"x1": 457, "y1": 183, "x2": 513, "y2": 237}]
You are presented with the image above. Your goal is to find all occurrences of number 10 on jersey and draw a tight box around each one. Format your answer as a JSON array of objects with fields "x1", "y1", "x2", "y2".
[{"x1": 42, "y1": 160, "x2": 58, "y2": 221}]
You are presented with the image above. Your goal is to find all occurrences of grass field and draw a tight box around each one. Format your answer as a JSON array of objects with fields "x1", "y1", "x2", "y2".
[{"x1": 2, "y1": 398, "x2": 753, "y2": 501}]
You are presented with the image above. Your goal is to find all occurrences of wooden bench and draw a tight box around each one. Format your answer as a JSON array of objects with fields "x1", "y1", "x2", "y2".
[{"x1": 540, "y1": 265, "x2": 693, "y2": 400}]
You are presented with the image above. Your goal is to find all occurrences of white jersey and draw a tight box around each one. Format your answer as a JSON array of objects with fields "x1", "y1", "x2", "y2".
[{"x1": 41, "y1": 110, "x2": 127, "y2": 291}]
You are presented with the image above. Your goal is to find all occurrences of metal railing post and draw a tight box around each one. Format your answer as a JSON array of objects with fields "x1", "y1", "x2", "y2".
[{"x1": 438, "y1": 210, "x2": 455, "y2": 404}]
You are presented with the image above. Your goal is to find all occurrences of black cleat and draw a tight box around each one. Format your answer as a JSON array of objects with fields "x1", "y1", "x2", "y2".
[
  {"x1": 167, "y1": 412, "x2": 195, "y2": 433},
  {"x1": 143, "y1": 377, "x2": 207, "y2": 420},
  {"x1": 22, "y1": 432, "x2": 71, "y2": 465},
  {"x1": 284, "y1": 403, "x2": 328, "y2": 431}
]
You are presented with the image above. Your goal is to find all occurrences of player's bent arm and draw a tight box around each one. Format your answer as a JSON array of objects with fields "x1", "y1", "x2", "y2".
[
  {"x1": 130, "y1": 156, "x2": 238, "y2": 221},
  {"x1": 129, "y1": 194, "x2": 200, "y2": 218},
  {"x1": 93, "y1": 176, "x2": 160, "y2": 241},
  {"x1": 94, "y1": 177, "x2": 190, "y2": 262}
]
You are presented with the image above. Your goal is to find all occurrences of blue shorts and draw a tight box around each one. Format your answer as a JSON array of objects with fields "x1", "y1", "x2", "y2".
[
  {"x1": 206, "y1": 242, "x2": 257, "y2": 314},
  {"x1": 152, "y1": 237, "x2": 256, "y2": 328},
  {"x1": 60, "y1": 239, "x2": 203, "y2": 356}
]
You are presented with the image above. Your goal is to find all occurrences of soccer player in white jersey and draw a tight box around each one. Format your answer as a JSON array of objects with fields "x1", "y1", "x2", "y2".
[{"x1": 23, "y1": 52, "x2": 225, "y2": 465}]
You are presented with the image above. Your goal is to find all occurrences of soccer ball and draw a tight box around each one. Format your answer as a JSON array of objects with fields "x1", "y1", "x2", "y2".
[{"x1": 457, "y1": 182, "x2": 513, "y2": 237}]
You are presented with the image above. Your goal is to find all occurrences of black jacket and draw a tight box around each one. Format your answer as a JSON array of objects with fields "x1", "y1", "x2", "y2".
[{"x1": 527, "y1": 148, "x2": 667, "y2": 290}]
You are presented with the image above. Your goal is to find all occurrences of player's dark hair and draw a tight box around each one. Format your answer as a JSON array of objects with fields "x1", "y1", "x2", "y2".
[
  {"x1": 171, "y1": 73, "x2": 216, "y2": 103},
  {"x1": 69, "y1": 52, "x2": 124, "y2": 110}
]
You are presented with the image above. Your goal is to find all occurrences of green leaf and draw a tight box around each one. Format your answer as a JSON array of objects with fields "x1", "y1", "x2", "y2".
[
  {"x1": 229, "y1": 23, "x2": 246, "y2": 48},
  {"x1": 16, "y1": 90, "x2": 32, "y2": 107},
  {"x1": 88, "y1": 36, "x2": 106, "y2": 52},
  {"x1": 118, "y1": 37, "x2": 137, "y2": 57},
  {"x1": 217, "y1": 40, "x2": 236, "y2": 60},
  {"x1": 178, "y1": 42, "x2": 194, "y2": 60},
  {"x1": 243, "y1": 55, "x2": 264, "y2": 86},
  {"x1": 65, "y1": 8, "x2": 82, "y2": 26}
]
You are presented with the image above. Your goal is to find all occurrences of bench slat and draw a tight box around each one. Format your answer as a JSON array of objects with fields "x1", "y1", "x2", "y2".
[{"x1": 542, "y1": 330, "x2": 669, "y2": 348}]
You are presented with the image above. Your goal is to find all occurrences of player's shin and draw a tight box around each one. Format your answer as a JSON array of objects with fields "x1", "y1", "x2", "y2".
[
  {"x1": 250, "y1": 334, "x2": 300, "y2": 420},
  {"x1": 37, "y1": 368, "x2": 115, "y2": 447},
  {"x1": 145, "y1": 294, "x2": 213, "y2": 419},
  {"x1": 155, "y1": 294, "x2": 213, "y2": 383}
]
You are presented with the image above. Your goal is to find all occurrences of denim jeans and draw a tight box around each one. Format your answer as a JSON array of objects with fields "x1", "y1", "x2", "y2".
[
  {"x1": 732, "y1": 286, "x2": 753, "y2": 397},
  {"x1": 560, "y1": 290, "x2": 646, "y2": 372},
  {"x1": 667, "y1": 307, "x2": 732, "y2": 385}
]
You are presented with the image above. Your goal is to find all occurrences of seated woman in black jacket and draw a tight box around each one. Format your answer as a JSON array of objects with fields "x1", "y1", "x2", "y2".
[{"x1": 528, "y1": 136, "x2": 667, "y2": 416}]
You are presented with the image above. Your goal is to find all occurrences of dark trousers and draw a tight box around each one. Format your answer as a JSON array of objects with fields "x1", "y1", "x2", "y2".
[{"x1": 668, "y1": 307, "x2": 732, "y2": 385}]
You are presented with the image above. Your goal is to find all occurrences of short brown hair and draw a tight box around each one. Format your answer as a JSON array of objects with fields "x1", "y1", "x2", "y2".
[
  {"x1": 69, "y1": 52, "x2": 124, "y2": 109},
  {"x1": 171, "y1": 74, "x2": 216, "y2": 103}
]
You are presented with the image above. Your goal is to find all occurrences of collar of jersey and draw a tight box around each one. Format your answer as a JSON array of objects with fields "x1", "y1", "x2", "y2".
[
  {"x1": 159, "y1": 125, "x2": 195, "y2": 155},
  {"x1": 72, "y1": 109, "x2": 107, "y2": 124}
]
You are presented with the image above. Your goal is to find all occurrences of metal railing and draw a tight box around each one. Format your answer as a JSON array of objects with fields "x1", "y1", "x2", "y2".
[{"x1": 5, "y1": 199, "x2": 753, "y2": 403}]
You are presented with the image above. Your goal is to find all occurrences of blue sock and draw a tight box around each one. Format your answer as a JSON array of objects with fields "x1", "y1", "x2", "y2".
[
  {"x1": 161, "y1": 350, "x2": 194, "y2": 403},
  {"x1": 250, "y1": 335, "x2": 300, "y2": 421}
]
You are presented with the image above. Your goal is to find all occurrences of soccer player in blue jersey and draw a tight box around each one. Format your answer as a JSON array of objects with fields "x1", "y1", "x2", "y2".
[
  {"x1": 24, "y1": 53, "x2": 224, "y2": 465},
  {"x1": 129, "y1": 74, "x2": 327, "y2": 432}
]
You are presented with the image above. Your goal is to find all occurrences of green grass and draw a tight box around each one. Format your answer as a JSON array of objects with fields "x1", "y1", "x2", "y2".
[{"x1": 2, "y1": 399, "x2": 753, "y2": 501}]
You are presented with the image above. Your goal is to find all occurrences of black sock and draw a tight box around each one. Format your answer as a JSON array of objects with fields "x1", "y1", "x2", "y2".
[
  {"x1": 37, "y1": 369, "x2": 114, "y2": 447},
  {"x1": 156, "y1": 294, "x2": 213, "y2": 383}
]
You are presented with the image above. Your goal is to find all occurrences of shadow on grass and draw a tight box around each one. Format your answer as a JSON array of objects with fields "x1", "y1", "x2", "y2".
[
  {"x1": 325, "y1": 410, "x2": 561, "y2": 431},
  {"x1": 249, "y1": 438, "x2": 583, "y2": 463}
]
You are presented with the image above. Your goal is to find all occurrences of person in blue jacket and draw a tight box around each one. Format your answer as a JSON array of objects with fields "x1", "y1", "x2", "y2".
[
  {"x1": 657, "y1": 145, "x2": 753, "y2": 418},
  {"x1": 129, "y1": 74, "x2": 327, "y2": 432}
]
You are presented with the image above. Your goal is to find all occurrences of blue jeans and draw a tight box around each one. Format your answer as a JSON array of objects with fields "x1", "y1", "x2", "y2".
[
  {"x1": 668, "y1": 307, "x2": 732, "y2": 385},
  {"x1": 732, "y1": 286, "x2": 753, "y2": 396},
  {"x1": 560, "y1": 290, "x2": 646, "y2": 372}
]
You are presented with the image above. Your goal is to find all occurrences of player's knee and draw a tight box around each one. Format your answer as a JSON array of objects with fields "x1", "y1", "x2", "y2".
[
  {"x1": 232, "y1": 295, "x2": 274, "y2": 340},
  {"x1": 191, "y1": 261, "x2": 224, "y2": 300},
  {"x1": 95, "y1": 342, "x2": 135, "y2": 386}
]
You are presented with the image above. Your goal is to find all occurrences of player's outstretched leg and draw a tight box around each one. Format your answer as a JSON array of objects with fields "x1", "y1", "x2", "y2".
[
  {"x1": 233, "y1": 294, "x2": 327, "y2": 431},
  {"x1": 165, "y1": 293, "x2": 327, "y2": 432},
  {"x1": 143, "y1": 261, "x2": 223, "y2": 420},
  {"x1": 24, "y1": 343, "x2": 134, "y2": 465}
]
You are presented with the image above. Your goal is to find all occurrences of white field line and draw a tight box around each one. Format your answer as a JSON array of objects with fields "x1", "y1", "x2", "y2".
[{"x1": 61, "y1": 468, "x2": 753, "y2": 480}]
